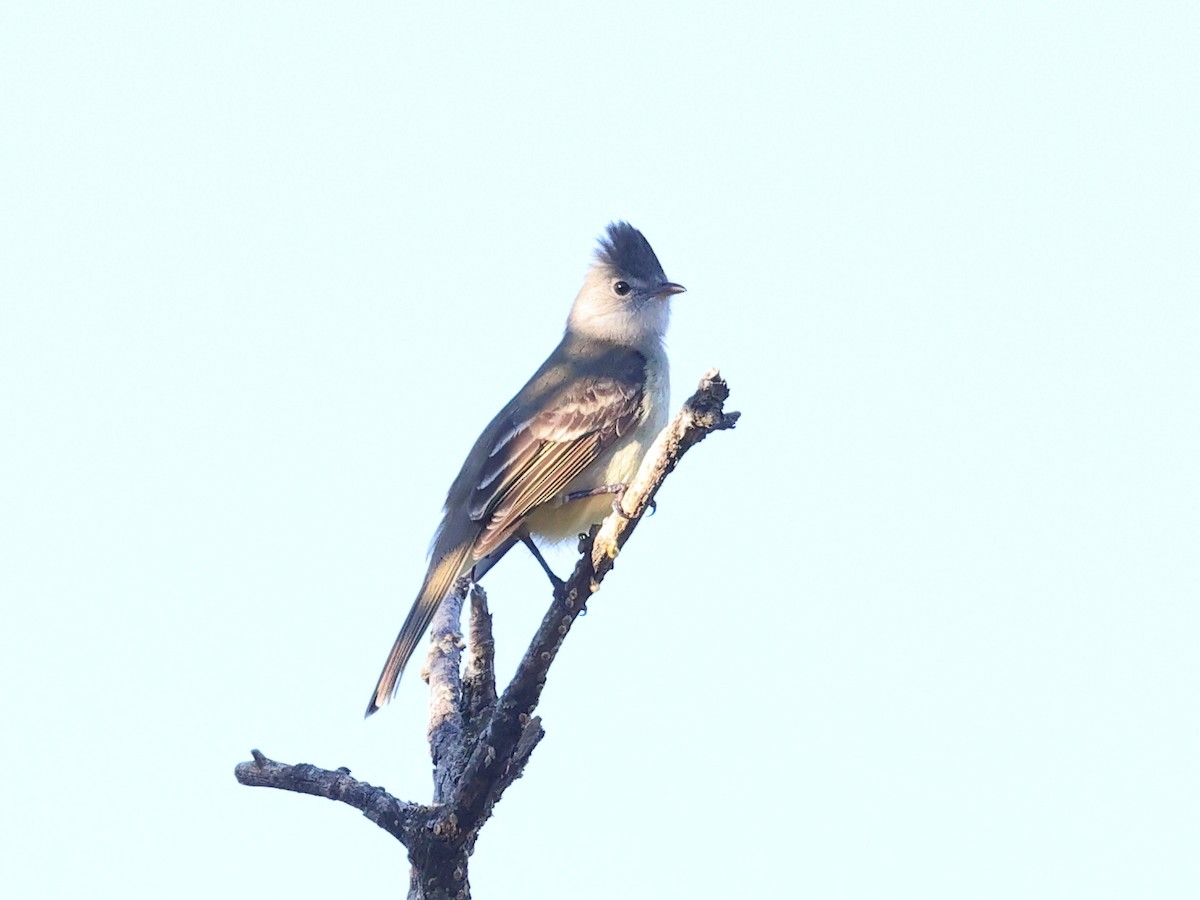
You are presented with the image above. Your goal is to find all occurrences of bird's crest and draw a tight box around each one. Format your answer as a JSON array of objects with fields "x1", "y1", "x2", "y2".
[{"x1": 595, "y1": 221, "x2": 667, "y2": 283}]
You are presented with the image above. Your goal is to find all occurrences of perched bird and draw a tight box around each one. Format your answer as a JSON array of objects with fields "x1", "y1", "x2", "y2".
[{"x1": 366, "y1": 222, "x2": 684, "y2": 716}]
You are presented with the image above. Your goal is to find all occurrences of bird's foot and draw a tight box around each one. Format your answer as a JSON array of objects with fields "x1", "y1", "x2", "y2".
[
  {"x1": 561, "y1": 482, "x2": 637, "y2": 519},
  {"x1": 613, "y1": 493, "x2": 657, "y2": 519}
]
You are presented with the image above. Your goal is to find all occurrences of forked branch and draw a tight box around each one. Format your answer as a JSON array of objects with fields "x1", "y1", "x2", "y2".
[{"x1": 234, "y1": 369, "x2": 739, "y2": 899}]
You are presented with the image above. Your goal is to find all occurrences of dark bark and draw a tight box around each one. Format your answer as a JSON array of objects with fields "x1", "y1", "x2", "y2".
[{"x1": 234, "y1": 369, "x2": 739, "y2": 898}]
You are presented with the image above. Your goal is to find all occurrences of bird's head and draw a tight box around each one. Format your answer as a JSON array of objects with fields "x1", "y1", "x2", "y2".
[{"x1": 567, "y1": 222, "x2": 685, "y2": 346}]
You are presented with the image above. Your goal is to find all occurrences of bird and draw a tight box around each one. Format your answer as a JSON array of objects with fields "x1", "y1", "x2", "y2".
[{"x1": 366, "y1": 222, "x2": 684, "y2": 716}]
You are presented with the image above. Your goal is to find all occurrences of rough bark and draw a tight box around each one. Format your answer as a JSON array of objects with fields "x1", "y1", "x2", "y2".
[{"x1": 234, "y1": 369, "x2": 739, "y2": 898}]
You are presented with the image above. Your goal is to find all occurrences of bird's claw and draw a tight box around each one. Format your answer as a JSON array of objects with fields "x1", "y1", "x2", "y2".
[{"x1": 612, "y1": 486, "x2": 657, "y2": 520}]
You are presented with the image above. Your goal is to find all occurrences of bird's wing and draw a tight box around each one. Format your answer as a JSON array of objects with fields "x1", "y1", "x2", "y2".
[
  {"x1": 365, "y1": 345, "x2": 647, "y2": 716},
  {"x1": 468, "y1": 373, "x2": 644, "y2": 558}
]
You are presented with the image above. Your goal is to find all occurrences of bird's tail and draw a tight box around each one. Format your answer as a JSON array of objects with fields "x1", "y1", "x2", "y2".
[{"x1": 365, "y1": 540, "x2": 474, "y2": 717}]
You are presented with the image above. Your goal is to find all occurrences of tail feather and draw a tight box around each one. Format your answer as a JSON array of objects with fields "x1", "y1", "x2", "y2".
[{"x1": 365, "y1": 541, "x2": 474, "y2": 717}]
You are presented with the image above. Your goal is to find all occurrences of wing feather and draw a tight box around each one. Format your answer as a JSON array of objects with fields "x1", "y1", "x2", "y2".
[{"x1": 467, "y1": 375, "x2": 643, "y2": 559}]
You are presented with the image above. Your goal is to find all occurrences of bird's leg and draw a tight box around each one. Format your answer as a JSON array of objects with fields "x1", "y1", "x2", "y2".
[
  {"x1": 520, "y1": 535, "x2": 567, "y2": 599},
  {"x1": 563, "y1": 482, "x2": 626, "y2": 503},
  {"x1": 561, "y1": 482, "x2": 657, "y2": 519},
  {"x1": 562, "y1": 482, "x2": 636, "y2": 519}
]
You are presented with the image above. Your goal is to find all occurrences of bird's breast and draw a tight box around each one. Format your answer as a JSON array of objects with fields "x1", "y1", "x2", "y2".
[{"x1": 525, "y1": 356, "x2": 669, "y2": 544}]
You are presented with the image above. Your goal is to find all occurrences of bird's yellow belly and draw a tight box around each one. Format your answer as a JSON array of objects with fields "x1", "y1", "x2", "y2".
[{"x1": 524, "y1": 403, "x2": 666, "y2": 545}]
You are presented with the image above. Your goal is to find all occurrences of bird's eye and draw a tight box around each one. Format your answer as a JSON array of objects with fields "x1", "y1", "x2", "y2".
[{"x1": 613, "y1": 281, "x2": 631, "y2": 296}]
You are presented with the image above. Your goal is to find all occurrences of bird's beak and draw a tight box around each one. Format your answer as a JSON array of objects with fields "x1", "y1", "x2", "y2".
[{"x1": 653, "y1": 282, "x2": 687, "y2": 298}]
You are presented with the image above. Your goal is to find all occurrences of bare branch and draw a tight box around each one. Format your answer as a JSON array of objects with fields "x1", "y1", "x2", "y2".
[
  {"x1": 426, "y1": 578, "x2": 470, "y2": 804},
  {"x1": 234, "y1": 369, "x2": 739, "y2": 897},
  {"x1": 592, "y1": 367, "x2": 740, "y2": 566},
  {"x1": 234, "y1": 750, "x2": 426, "y2": 844},
  {"x1": 460, "y1": 585, "x2": 497, "y2": 721},
  {"x1": 443, "y1": 368, "x2": 739, "y2": 836}
]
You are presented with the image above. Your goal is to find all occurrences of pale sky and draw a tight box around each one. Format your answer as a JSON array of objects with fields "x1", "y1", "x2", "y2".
[{"x1": 2, "y1": 3, "x2": 1197, "y2": 898}]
